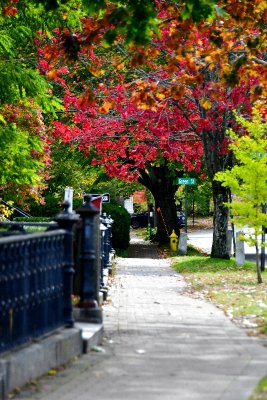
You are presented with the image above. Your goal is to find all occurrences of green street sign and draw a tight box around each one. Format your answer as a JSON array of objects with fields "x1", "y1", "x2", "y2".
[{"x1": 178, "y1": 177, "x2": 196, "y2": 185}]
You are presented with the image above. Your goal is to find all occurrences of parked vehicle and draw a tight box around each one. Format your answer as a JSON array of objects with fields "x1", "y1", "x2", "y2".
[
  {"x1": 130, "y1": 211, "x2": 185, "y2": 229},
  {"x1": 130, "y1": 211, "x2": 149, "y2": 229},
  {"x1": 177, "y1": 212, "x2": 186, "y2": 228}
]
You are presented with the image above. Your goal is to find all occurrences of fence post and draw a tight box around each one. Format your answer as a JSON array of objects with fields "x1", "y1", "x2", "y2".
[
  {"x1": 55, "y1": 202, "x2": 79, "y2": 328},
  {"x1": 76, "y1": 195, "x2": 102, "y2": 323},
  {"x1": 103, "y1": 214, "x2": 115, "y2": 274},
  {"x1": 100, "y1": 220, "x2": 107, "y2": 285},
  {"x1": 102, "y1": 214, "x2": 111, "y2": 270}
]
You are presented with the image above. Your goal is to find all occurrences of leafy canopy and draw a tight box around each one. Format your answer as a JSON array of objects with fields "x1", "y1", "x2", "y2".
[
  {"x1": 215, "y1": 108, "x2": 267, "y2": 239},
  {"x1": 35, "y1": 0, "x2": 219, "y2": 45},
  {"x1": 215, "y1": 109, "x2": 267, "y2": 283},
  {"x1": 0, "y1": 99, "x2": 51, "y2": 201},
  {"x1": 0, "y1": 0, "x2": 72, "y2": 202}
]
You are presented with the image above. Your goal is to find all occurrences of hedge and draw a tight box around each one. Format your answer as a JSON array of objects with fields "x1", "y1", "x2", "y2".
[{"x1": 102, "y1": 202, "x2": 131, "y2": 250}]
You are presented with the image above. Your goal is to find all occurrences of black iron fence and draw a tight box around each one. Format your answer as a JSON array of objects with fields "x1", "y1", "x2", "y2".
[
  {"x1": 0, "y1": 230, "x2": 66, "y2": 352},
  {"x1": 0, "y1": 199, "x2": 114, "y2": 354}
]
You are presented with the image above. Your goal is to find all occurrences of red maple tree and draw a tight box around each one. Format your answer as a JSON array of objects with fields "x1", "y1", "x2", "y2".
[
  {"x1": 50, "y1": 74, "x2": 204, "y2": 241},
  {"x1": 35, "y1": 0, "x2": 267, "y2": 250}
]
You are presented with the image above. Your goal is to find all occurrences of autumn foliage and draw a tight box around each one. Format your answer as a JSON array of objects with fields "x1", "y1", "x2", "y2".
[
  {"x1": 1, "y1": 0, "x2": 266, "y2": 248},
  {"x1": 35, "y1": 0, "x2": 267, "y2": 181}
]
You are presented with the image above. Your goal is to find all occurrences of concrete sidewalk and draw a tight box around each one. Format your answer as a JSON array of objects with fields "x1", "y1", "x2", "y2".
[{"x1": 12, "y1": 234, "x2": 267, "y2": 400}]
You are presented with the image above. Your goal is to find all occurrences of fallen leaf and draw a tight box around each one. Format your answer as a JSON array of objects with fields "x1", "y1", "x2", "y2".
[
  {"x1": 47, "y1": 369, "x2": 57, "y2": 376},
  {"x1": 91, "y1": 346, "x2": 106, "y2": 353}
]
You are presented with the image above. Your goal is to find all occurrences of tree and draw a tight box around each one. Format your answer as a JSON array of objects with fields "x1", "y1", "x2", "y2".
[
  {"x1": 32, "y1": 5, "x2": 208, "y2": 242},
  {"x1": 108, "y1": 0, "x2": 266, "y2": 256},
  {"x1": 0, "y1": 100, "x2": 52, "y2": 206},
  {"x1": 35, "y1": 0, "x2": 219, "y2": 45},
  {"x1": 27, "y1": 141, "x2": 100, "y2": 215},
  {"x1": 32, "y1": 0, "x2": 267, "y2": 249},
  {"x1": 0, "y1": 0, "x2": 68, "y2": 204},
  {"x1": 215, "y1": 109, "x2": 267, "y2": 283},
  {"x1": 49, "y1": 74, "x2": 204, "y2": 242}
]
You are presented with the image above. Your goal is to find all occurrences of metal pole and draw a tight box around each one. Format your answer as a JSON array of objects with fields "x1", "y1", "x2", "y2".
[
  {"x1": 55, "y1": 201, "x2": 79, "y2": 328},
  {"x1": 192, "y1": 190, "x2": 195, "y2": 227},
  {"x1": 76, "y1": 195, "x2": 102, "y2": 323},
  {"x1": 184, "y1": 185, "x2": 188, "y2": 233}
]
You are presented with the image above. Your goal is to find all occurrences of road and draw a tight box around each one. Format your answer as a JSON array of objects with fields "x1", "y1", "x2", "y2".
[{"x1": 187, "y1": 228, "x2": 267, "y2": 266}]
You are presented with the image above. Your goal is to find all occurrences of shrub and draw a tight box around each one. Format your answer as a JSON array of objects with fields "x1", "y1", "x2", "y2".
[
  {"x1": 13, "y1": 217, "x2": 53, "y2": 222},
  {"x1": 103, "y1": 202, "x2": 130, "y2": 250}
]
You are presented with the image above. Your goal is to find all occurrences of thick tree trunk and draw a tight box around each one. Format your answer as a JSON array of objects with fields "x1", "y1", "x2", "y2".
[
  {"x1": 201, "y1": 125, "x2": 233, "y2": 259},
  {"x1": 153, "y1": 190, "x2": 179, "y2": 243},
  {"x1": 211, "y1": 180, "x2": 230, "y2": 258},
  {"x1": 138, "y1": 164, "x2": 179, "y2": 244}
]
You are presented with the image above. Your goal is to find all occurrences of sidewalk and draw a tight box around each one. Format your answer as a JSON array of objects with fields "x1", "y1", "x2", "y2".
[{"x1": 13, "y1": 233, "x2": 267, "y2": 400}]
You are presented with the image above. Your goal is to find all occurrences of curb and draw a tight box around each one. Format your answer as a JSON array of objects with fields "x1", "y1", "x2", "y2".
[
  {"x1": 0, "y1": 323, "x2": 103, "y2": 400},
  {"x1": 75, "y1": 322, "x2": 104, "y2": 353}
]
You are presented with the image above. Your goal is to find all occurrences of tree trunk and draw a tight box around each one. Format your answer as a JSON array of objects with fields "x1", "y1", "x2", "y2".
[
  {"x1": 201, "y1": 123, "x2": 233, "y2": 259},
  {"x1": 138, "y1": 164, "x2": 179, "y2": 244},
  {"x1": 255, "y1": 240, "x2": 263, "y2": 284},
  {"x1": 211, "y1": 180, "x2": 230, "y2": 258},
  {"x1": 153, "y1": 190, "x2": 179, "y2": 243}
]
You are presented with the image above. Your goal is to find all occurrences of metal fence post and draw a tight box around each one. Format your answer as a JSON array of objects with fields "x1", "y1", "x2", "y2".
[
  {"x1": 102, "y1": 213, "x2": 115, "y2": 274},
  {"x1": 55, "y1": 201, "x2": 79, "y2": 328},
  {"x1": 100, "y1": 220, "x2": 107, "y2": 285},
  {"x1": 102, "y1": 214, "x2": 110, "y2": 270},
  {"x1": 76, "y1": 195, "x2": 102, "y2": 323},
  {"x1": 107, "y1": 215, "x2": 115, "y2": 272}
]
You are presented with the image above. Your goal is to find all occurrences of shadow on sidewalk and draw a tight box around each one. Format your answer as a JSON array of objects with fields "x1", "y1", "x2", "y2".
[{"x1": 127, "y1": 233, "x2": 159, "y2": 259}]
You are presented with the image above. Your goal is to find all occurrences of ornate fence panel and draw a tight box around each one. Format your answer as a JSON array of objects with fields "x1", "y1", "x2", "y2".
[{"x1": 0, "y1": 230, "x2": 66, "y2": 353}]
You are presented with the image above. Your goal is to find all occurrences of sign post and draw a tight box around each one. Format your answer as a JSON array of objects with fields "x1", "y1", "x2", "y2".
[
  {"x1": 178, "y1": 178, "x2": 196, "y2": 185},
  {"x1": 85, "y1": 193, "x2": 110, "y2": 214},
  {"x1": 178, "y1": 178, "x2": 196, "y2": 232},
  {"x1": 64, "y1": 187, "x2": 73, "y2": 212},
  {"x1": 90, "y1": 193, "x2": 110, "y2": 204}
]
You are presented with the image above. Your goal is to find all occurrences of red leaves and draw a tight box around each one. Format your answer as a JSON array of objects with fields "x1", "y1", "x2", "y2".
[
  {"x1": 57, "y1": 66, "x2": 69, "y2": 74},
  {"x1": 51, "y1": 80, "x2": 204, "y2": 178},
  {"x1": 2, "y1": 5, "x2": 17, "y2": 16},
  {"x1": 78, "y1": 89, "x2": 96, "y2": 108}
]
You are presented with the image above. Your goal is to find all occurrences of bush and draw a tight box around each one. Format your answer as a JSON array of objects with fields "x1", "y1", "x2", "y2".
[{"x1": 103, "y1": 202, "x2": 130, "y2": 250}]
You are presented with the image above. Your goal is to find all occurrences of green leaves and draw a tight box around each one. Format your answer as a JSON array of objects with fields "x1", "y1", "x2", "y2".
[
  {"x1": 0, "y1": 32, "x2": 15, "y2": 56},
  {"x1": 35, "y1": 0, "x2": 219, "y2": 45},
  {"x1": 215, "y1": 109, "x2": 267, "y2": 282},
  {"x1": 0, "y1": 63, "x2": 49, "y2": 104},
  {"x1": 81, "y1": 0, "x2": 106, "y2": 14},
  {"x1": 181, "y1": 0, "x2": 217, "y2": 21},
  {"x1": 0, "y1": 123, "x2": 43, "y2": 186}
]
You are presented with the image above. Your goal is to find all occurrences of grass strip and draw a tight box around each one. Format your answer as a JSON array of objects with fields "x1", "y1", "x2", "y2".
[{"x1": 172, "y1": 246, "x2": 267, "y2": 333}]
